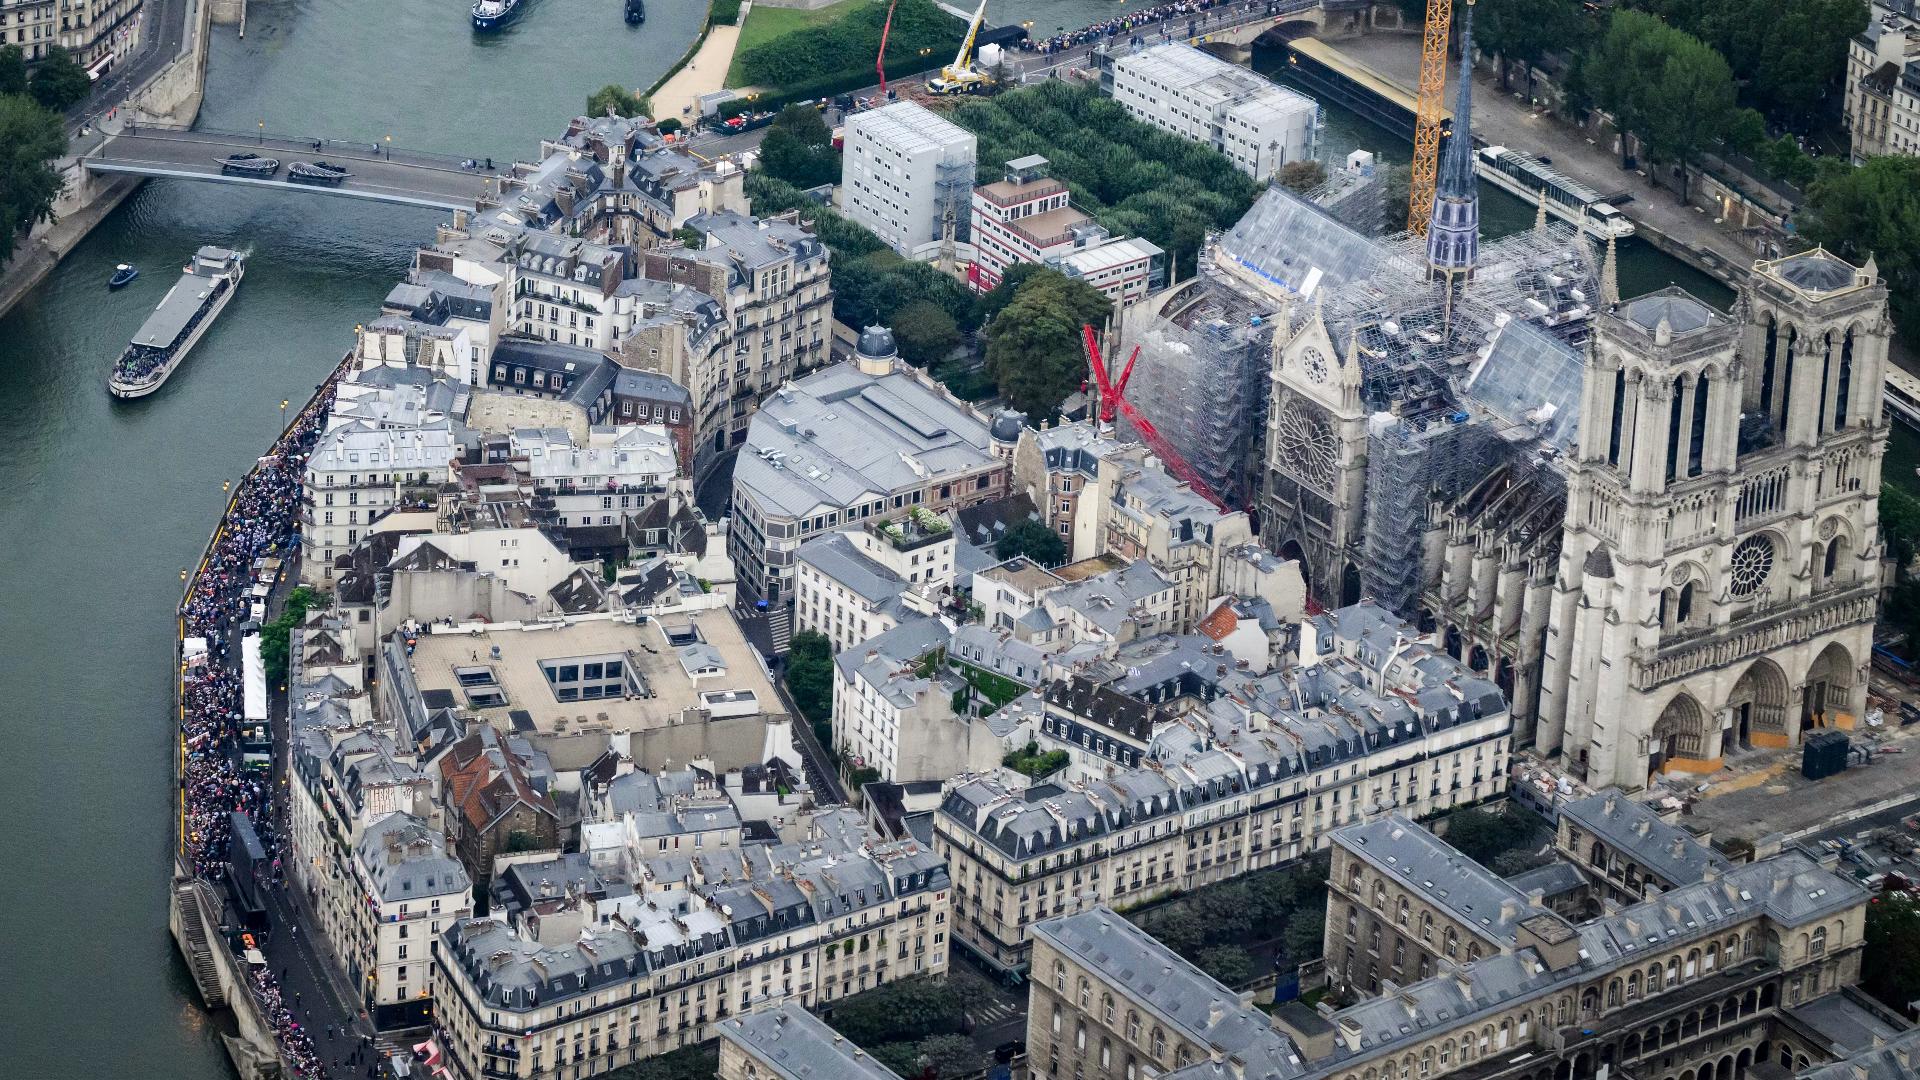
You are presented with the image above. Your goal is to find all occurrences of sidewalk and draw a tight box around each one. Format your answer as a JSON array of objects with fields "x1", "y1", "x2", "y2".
[
  {"x1": 652, "y1": 3, "x2": 749, "y2": 123},
  {"x1": 1332, "y1": 34, "x2": 1758, "y2": 274}
]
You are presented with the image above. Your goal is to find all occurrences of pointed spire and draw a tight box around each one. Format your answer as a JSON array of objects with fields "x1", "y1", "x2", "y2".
[
  {"x1": 1426, "y1": 0, "x2": 1480, "y2": 284},
  {"x1": 1534, "y1": 198, "x2": 1548, "y2": 234},
  {"x1": 1863, "y1": 251, "x2": 1879, "y2": 282},
  {"x1": 1600, "y1": 235, "x2": 1620, "y2": 306}
]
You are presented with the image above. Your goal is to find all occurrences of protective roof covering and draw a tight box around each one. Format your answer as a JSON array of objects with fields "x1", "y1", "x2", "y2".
[
  {"x1": 1464, "y1": 317, "x2": 1585, "y2": 448},
  {"x1": 1215, "y1": 186, "x2": 1393, "y2": 298},
  {"x1": 1773, "y1": 250, "x2": 1858, "y2": 293},
  {"x1": 1621, "y1": 289, "x2": 1715, "y2": 335}
]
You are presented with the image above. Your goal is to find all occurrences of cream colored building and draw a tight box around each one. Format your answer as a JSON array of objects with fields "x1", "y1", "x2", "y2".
[{"x1": 429, "y1": 819, "x2": 951, "y2": 1080}]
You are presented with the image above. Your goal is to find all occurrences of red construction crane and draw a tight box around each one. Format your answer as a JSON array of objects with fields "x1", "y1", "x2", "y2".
[
  {"x1": 1081, "y1": 324, "x2": 1228, "y2": 512},
  {"x1": 876, "y1": 0, "x2": 899, "y2": 96}
]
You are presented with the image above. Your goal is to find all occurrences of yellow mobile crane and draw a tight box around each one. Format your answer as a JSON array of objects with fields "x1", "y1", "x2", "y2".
[
  {"x1": 928, "y1": 0, "x2": 993, "y2": 95},
  {"x1": 1406, "y1": 0, "x2": 1454, "y2": 234}
]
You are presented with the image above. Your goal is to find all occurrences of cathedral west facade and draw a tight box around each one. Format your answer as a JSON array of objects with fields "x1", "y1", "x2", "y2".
[{"x1": 1537, "y1": 252, "x2": 1891, "y2": 790}]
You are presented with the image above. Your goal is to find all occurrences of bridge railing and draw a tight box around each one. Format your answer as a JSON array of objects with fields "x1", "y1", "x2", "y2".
[{"x1": 137, "y1": 125, "x2": 497, "y2": 173}]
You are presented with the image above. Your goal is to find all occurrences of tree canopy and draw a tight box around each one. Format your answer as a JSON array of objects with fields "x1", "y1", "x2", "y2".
[
  {"x1": 1438, "y1": 806, "x2": 1547, "y2": 867},
  {"x1": 984, "y1": 267, "x2": 1112, "y2": 419},
  {"x1": 1801, "y1": 154, "x2": 1920, "y2": 339},
  {"x1": 0, "y1": 92, "x2": 67, "y2": 263},
  {"x1": 585, "y1": 84, "x2": 650, "y2": 119},
  {"x1": 889, "y1": 299, "x2": 961, "y2": 367},
  {"x1": 0, "y1": 44, "x2": 27, "y2": 96},
  {"x1": 1863, "y1": 891, "x2": 1920, "y2": 1012},
  {"x1": 994, "y1": 517, "x2": 1067, "y2": 567},
  {"x1": 1586, "y1": 11, "x2": 1747, "y2": 200},
  {"x1": 1477, "y1": 0, "x2": 1587, "y2": 95},
  {"x1": 757, "y1": 104, "x2": 840, "y2": 189},
  {"x1": 1625, "y1": 0, "x2": 1866, "y2": 124},
  {"x1": 29, "y1": 46, "x2": 91, "y2": 112},
  {"x1": 824, "y1": 974, "x2": 986, "y2": 1047},
  {"x1": 786, "y1": 629, "x2": 833, "y2": 727}
]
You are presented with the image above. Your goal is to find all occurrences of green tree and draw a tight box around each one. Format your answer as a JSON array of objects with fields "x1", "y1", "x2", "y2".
[
  {"x1": 1276, "y1": 159, "x2": 1328, "y2": 195},
  {"x1": 1629, "y1": 0, "x2": 1866, "y2": 124},
  {"x1": 984, "y1": 268, "x2": 1112, "y2": 419},
  {"x1": 975, "y1": 261, "x2": 1052, "y2": 324},
  {"x1": 995, "y1": 517, "x2": 1067, "y2": 567},
  {"x1": 0, "y1": 44, "x2": 28, "y2": 95},
  {"x1": 785, "y1": 630, "x2": 834, "y2": 726},
  {"x1": 770, "y1": 102, "x2": 832, "y2": 146},
  {"x1": 28, "y1": 45, "x2": 90, "y2": 111},
  {"x1": 604, "y1": 1042, "x2": 718, "y2": 1080},
  {"x1": 758, "y1": 126, "x2": 840, "y2": 188},
  {"x1": 1588, "y1": 11, "x2": 1741, "y2": 201},
  {"x1": 1439, "y1": 806, "x2": 1544, "y2": 866},
  {"x1": 1760, "y1": 135, "x2": 1817, "y2": 188},
  {"x1": 1801, "y1": 154, "x2": 1920, "y2": 338},
  {"x1": 1478, "y1": 0, "x2": 1586, "y2": 96},
  {"x1": 890, "y1": 299, "x2": 961, "y2": 366},
  {"x1": 1196, "y1": 945, "x2": 1255, "y2": 987},
  {"x1": 1140, "y1": 904, "x2": 1208, "y2": 957},
  {"x1": 871, "y1": 1034, "x2": 989, "y2": 1079},
  {"x1": 825, "y1": 975, "x2": 982, "y2": 1046},
  {"x1": 0, "y1": 93, "x2": 67, "y2": 263},
  {"x1": 586, "y1": 84, "x2": 650, "y2": 119},
  {"x1": 258, "y1": 586, "x2": 330, "y2": 685},
  {"x1": 1281, "y1": 909, "x2": 1326, "y2": 962},
  {"x1": 1863, "y1": 892, "x2": 1920, "y2": 1012}
]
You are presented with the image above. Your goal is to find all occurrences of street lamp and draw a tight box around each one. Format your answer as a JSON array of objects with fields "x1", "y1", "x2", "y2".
[
  {"x1": 281, "y1": 399, "x2": 290, "y2": 426},
  {"x1": 384, "y1": 134, "x2": 392, "y2": 160},
  {"x1": 258, "y1": 119, "x2": 265, "y2": 145}
]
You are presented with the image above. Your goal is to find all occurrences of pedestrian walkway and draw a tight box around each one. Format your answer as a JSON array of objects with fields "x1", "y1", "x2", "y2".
[
  {"x1": 967, "y1": 1001, "x2": 1021, "y2": 1028},
  {"x1": 652, "y1": 3, "x2": 750, "y2": 124}
]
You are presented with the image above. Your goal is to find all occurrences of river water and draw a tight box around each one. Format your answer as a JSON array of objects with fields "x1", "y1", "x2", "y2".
[{"x1": 0, "y1": 5, "x2": 1889, "y2": 1080}]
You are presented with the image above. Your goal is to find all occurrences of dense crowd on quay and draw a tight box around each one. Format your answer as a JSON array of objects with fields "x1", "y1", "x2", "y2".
[
  {"x1": 1016, "y1": 0, "x2": 1245, "y2": 55},
  {"x1": 178, "y1": 375, "x2": 340, "y2": 1079}
]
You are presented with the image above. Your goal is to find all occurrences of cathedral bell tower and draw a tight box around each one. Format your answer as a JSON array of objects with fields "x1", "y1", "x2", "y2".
[{"x1": 1541, "y1": 251, "x2": 1891, "y2": 793}]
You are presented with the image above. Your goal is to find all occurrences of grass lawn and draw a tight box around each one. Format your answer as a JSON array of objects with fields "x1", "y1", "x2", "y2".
[{"x1": 726, "y1": 0, "x2": 859, "y2": 87}]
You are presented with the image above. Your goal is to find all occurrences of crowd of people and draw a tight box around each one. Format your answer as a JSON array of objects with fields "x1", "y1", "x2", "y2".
[
  {"x1": 179, "y1": 375, "x2": 342, "y2": 1078},
  {"x1": 1016, "y1": 0, "x2": 1267, "y2": 57}
]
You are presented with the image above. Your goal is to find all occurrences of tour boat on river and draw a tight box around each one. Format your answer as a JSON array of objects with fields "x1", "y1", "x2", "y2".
[{"x1": 107, "y1": 247, "x2": 246, "y2": 400}]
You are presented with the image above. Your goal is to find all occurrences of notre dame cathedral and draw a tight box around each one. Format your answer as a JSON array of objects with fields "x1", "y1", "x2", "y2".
[{"x1": 1134, "y1": 0, "x2": 1896, "y2": 792}]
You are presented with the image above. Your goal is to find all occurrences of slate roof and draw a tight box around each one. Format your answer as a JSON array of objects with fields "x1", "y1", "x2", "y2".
[
  {"x1": 356, "y1": 812, "x2": 470, "y2": 904},
  {"x1": 721, "y1": 1003, "x2": 905, "y2": 1080},
  {"x1": 1560, "y1": 790, "x2": 1731, "y2": 888},
  {"x1": 1031, "y1": 908, "x2": 1308, "y2": 1077}
]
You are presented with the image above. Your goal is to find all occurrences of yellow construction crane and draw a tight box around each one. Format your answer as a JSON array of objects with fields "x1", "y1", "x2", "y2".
[
  {"x1": 928, "y1": 0, "x2": 993, "y2": 95},
  {"x1": 1406, "y1": 0, "x2": 1454, "y2": 234}
]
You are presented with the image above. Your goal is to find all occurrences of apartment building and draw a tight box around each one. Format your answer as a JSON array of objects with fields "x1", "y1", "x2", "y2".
[
  {"x1": 56, "y1": 0, "x2": 142, "y2": 75},
  {"x1": 1277, "y1": 816, "x2": 1880, "y2": 1080},
  {"x1": 643, "y1": 209, "x2": 834, "y2": 459},
  {"x1": 283, "y1": 616, "x2": 475, "y2": 1030},
  {"x1": 1553, "y1": 789, "x2": 1731, "y2": 906},
  {"x1": 842, "y1": 100, "x2": 977, "y2": 261},
  {"x1": 969, "y1": 155, "x2": 1166, "y2": 303},
  {"x1": 793, "y1": 514, "x2": 955, "y2": 654},
  {"x1": 728, "y1": 328, "x2": 1010, "y2": 605},
  {"x1": 538, "y1": 113, "x2": 750, "y2": 244},
  {"x1": 301, "y1": 420, "x2": 466, "y2": 584},
  {"x1": 1102, "y1": 42, "x2": 1318, "y2": 182},
  {"x1": 1845, "y1": 0, "x2": 1920, "y2": 159},
  {"x1": 933, "y1": 603, "x2": 1512, "y2": 975},
  {"x1": 352, "y1": 814, "x2": 475, "y2": 1027},
  {"x1": 428, "y1": 817, "x2": 952, "y2": 1080},
  {"x1": 1028, "y1": 908, "x2": 1308, "y2": 1080},
  {"x1": 3, "y1": 0, "x2": 56, "y2": 60},
  {"x1": 507, "y1": 425, "x2": 677, "y2": 536}
]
